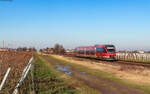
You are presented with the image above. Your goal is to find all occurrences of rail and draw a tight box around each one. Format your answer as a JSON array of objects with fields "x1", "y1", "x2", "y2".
[{"x1": 64, "y1": 54, "x2": 150, "y2": 67}]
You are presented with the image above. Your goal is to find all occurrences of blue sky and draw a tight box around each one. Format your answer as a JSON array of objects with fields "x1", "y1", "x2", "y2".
[{"x1": 0, "y1": 0, "x2": 150, "y2": 50}]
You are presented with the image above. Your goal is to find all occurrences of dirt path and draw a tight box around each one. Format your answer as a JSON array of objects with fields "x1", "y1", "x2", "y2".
[{"x1": 43, "y1": 55, "x2": 146, "y2": 94}]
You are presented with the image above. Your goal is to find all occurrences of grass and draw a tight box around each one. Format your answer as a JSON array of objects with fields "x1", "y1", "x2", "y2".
[
  {"x1": 19, "y1": 54, "x2": 78, "y2": 94},
  {"x1": 50, "y1": 55, "x2": 150, "y2": 94},
  {"x1": 19, "y1": 54, "x2": 101, "y2": 94}
]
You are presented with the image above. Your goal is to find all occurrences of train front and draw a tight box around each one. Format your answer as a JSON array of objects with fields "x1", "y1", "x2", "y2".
[{"x1": 105, "y1": 45, "x2": 116, "y2": 60}]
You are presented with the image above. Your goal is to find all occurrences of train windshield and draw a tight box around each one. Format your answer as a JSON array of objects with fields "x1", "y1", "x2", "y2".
[
  {"x1": 74, "y1": 49, "x2": 78, "y2": 52},
  {"x1": 105, "y1": 45, "x2": 115, "y2": 54}
]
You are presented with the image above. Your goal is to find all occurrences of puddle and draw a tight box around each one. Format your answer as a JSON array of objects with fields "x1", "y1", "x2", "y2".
[
  {"x1": 65, "y1": 72, "x2": 72, "y2": 75},
  {"x1": 56, "y1": 64, "x2": 87, "y2": 76},
  {"x1": 56, "y1": 65, "x2": 72, "y2": 75},
  {"x1": 81, "y1": 72, "x2": 86, "y2": 74}
]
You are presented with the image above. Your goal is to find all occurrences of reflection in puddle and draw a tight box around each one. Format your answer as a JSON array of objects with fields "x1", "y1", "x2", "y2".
[
  {"x1": 56, "y1": 65, "x2": 72, "y2": 75},
  {"x1": 56, "y1": 64, "x2": 86, "y2": 76},
  {"x1": 81, "y1": 72, "x2": 86, "y2": 74},
  {"x1": 65, "y1": 72, "x2": 72, "y2": 75}
]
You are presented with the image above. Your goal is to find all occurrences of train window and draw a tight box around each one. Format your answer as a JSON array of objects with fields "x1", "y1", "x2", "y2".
[
  {"x1": 107, "y1": 49, "x2": 115, "y2": 53},
  {"x1": 79, "y1": 50, "x2": 81, "y2": 54},
  {"x1": 81, "y1": 50, "x2": 84, "y2": 54},
  {"x1": 86, "y1": 50, "x2": 90, "y2": 54},
  {"x1": 90, "y1": 50, "x2": 95, "y2": 54},
  {"x1": 78, "y1": 50, "x2": 81, "y2": 54},
  {"x1": 74, "y1": 49, "x2": 78, "y2": 52},
  {"x1": 96, "y1": 47, "x2": 107, "y2": 53},
  {"x1": 105, "y1": 45, "x2": 115, "y2": 53},
  {"x1": 78, "y1": 50, "x2": 82, "y2": 54},
  {"x1": 80, "y1": 50, "x2": 84, "y2": 54}
]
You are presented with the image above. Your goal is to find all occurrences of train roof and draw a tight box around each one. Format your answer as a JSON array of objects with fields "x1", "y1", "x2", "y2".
[
  {"x1": 95, "y1": 44, "x2": 114, "y2": 46},
  {"x1": 75, "y1": 44, "x2": 115, "y2": 49}
]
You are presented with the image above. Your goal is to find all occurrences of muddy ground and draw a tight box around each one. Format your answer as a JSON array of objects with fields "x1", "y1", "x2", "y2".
[{"x1": 43, "y1": 55, "x2": 146, "y2": 94}]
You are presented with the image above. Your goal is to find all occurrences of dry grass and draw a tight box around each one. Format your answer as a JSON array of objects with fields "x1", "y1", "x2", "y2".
[{"x1": 52, "y1": 55, "x2": 150, "y2": 86}]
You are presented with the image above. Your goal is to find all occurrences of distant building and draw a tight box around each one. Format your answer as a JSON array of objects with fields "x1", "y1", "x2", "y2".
[
  {"x1": 42, "y1": 48, "x2": 54, "y2": 54},
  {"x1": 65, "y1": 49, "x2": 74, "y2": 54},
  {"x1": 26, "y1": 48, "x2": 30, "y2": 52},
  {"x1": 138, "y1": 50, "x2": 144, "y2": 54},
  {"x1": 0, "y1": 48, "x2": 8, "y2": 52},
  {"x1": 47, "y1": 48, "x2": 54, "y2": 54}
]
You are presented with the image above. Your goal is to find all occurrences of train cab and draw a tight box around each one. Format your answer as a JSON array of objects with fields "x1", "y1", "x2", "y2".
[{"x1": 95, "y1": 45, "x2": 116, "y2": 60}]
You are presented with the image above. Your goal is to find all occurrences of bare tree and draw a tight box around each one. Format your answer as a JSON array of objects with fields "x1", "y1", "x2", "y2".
[
  {"x1": 29, "y1": 47, "x2": 37, "y2": 52},
  {"x1": 54, "y1": 44, "x2": 65, "y2": 54},
  {"x1": 17, "y1": 47, "x2": 27, "y2": 51}
]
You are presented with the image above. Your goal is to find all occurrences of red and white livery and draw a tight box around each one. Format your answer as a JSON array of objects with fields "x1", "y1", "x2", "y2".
[{"x1": 74, "y1": 44, "x2": 116, "y2": 60}]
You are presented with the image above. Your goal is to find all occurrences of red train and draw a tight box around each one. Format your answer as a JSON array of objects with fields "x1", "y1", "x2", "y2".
[{"x1": 74, "y1": 44, "x2": 116, "y2": 60}]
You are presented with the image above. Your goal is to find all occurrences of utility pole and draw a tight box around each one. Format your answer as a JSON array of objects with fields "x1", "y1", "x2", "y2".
[{"x1": 2, "y1": 40, "x2": 4, "y2": 48}]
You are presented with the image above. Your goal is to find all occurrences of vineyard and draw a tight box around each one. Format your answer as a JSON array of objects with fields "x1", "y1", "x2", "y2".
[
  {"x1": 0, "y1": 51, "x2": 32, "y2": 94},
  {"x1": 117, "y1": 53, "x2": 150, "y2": 62}
]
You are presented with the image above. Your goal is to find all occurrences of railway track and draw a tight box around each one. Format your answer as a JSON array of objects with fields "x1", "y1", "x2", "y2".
[
  {"x1": 63, "y1": 54, "x2": 150, "y2": 68},
  {"x1": 114, "y1": 60, "x2": 150, "y2": 67}
]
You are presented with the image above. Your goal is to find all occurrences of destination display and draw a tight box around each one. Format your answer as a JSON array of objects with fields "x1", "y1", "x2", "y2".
[{"x1": 107, "y1": 47, "x2": 114, "y2": 49}]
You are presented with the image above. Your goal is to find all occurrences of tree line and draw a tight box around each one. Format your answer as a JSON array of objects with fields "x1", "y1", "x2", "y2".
[
  {"x1": 16, "y1": 43, "x2": 66, "y2": 54},
  {"x1": 16, "y1": 47, "x2": 37, "y2": 51},
  {"x1": 40, "y1": 43, "x2": 66, "y2": 54}
]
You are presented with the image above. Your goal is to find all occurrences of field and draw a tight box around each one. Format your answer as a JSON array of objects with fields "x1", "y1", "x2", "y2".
[
  {"x1": 0, "y1": 51, "x2": 32, "y2": 93},
  {"x1": 58, "y1": 55, "x2": 150, "y2": 85},
  {"x1": 50, "y1": 55, "x2": 150, "y2": 93},
  {"x1": 1, "y1": 52, "x2": 150, "y2": 94}
]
